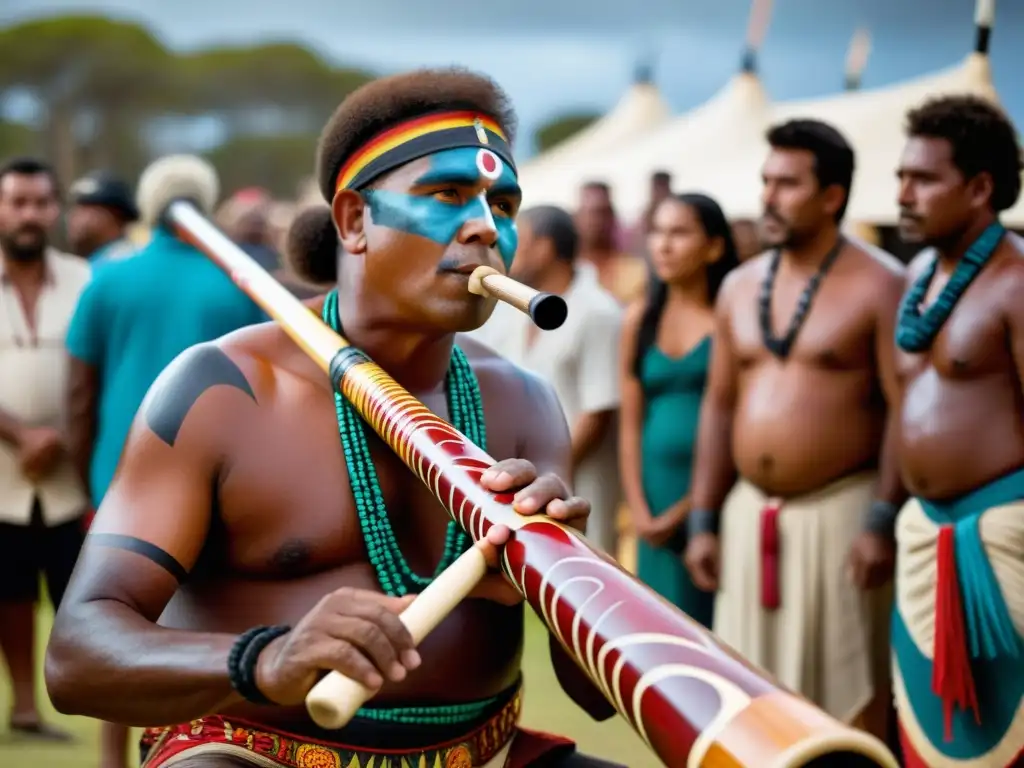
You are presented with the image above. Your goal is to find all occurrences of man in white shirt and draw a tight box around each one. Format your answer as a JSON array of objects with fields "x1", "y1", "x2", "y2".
[
  {"x1": 470, "y1": 206, "x2": 624, "y2": 553},
  {"x1": 0, "y1": 157, "x2": 90, "y2": 740}
]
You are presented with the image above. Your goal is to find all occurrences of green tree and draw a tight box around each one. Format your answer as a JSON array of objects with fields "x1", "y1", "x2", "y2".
[
  {"x1": 0, "y1": 16, "x2": 176, "y2": 182},
  {"x1": 0, "y1": 120, "x2": 39, "y2": 159},
  {"x1": 533, "y1": 113, "x2": 600, "y2": 153},
  {"x1": 207, "y1": 133, "x2": 319, "y2": 198},
  {"x1": 0, "y1": 15, "x2": 376, "y2": 198},
  {"x1": 179, "y1": 43, "x2": 372, "y2": 134}
]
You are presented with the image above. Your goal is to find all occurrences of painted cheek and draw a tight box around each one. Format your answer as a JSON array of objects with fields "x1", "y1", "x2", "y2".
[
  {"x1": 491, "y1": 169, "x2": 520, "y2": 269},
  {"x1": 364, "y1": 189, "x2": 467, "y2": 245},
  {"x1": 468, "y1": 192, "x2": 518, "y2": 268},
  {"x1": 496, "y1": 219, "x2": 518, "y2": 268}
]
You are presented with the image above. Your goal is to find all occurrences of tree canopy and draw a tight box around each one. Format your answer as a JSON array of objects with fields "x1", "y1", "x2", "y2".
[{"x1": 0, "y1": 16, "x2": 375, "y2": 197}]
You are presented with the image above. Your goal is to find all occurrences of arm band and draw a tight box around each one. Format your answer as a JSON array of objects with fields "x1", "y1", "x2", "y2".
[
  {"x1": 228, "y1": 625, "x2": 291, "y2": 705},
  {"x1": 865, "y1": 499, "x2": 899, "y2": 538},
  {"x1": 687, "y1": 508, "x2": 719, "y2": 538}
]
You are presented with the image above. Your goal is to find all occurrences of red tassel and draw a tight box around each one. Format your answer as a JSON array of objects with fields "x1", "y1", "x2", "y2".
[
  {"x1": 932, "y1": 524, "x2": 980, "y2": 742},
  {"x1": 760, "y1": 499, "x2": 782, "y2": 610}
]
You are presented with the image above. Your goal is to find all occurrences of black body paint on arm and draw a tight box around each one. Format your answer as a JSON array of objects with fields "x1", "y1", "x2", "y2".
[
  {"x1": 144, "y1": 345, "x2": 257, "y2": 447},
  {"x1": 88, "y1": 533, "x2": 190, "y2": 583}
]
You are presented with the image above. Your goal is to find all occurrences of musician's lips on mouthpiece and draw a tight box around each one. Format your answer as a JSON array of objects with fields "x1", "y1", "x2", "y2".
[
  {"x1": 436, "y1": 257, "x2": 490, "y2": 279},
  {"x1": 440, "y1": 263, "x2": 484, "y2": 276}
]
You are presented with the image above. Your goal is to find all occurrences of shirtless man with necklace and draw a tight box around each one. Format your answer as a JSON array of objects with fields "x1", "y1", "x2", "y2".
[
  {"x1": 684, "y1": 118, "x2": 906, "y2": 735},
  {"x1": 890, "y1": 94, "x2": 1024, "y2": 768}
]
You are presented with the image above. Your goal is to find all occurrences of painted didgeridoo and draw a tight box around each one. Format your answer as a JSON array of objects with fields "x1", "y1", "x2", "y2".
[{"x1": 169, "y1": 200, "x2": 898, "y2": 768}]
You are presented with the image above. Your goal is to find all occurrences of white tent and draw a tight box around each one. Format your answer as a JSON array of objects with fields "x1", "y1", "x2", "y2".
[
  {"x1": 673, "y1": 52, "x2": 1001, "y2": 223},
  {"x1": 520, "y1": 0, "x2": 776, "y2": 217},
  {"x1": 516, "y1": 74, "x2": 670, "y2": 180},
  {"x1": 520, "y1": 70, "x2": 769, "y2": 218},
  {"x1": 669, "y1": 0, "x2": 1024, "y2": 227}
]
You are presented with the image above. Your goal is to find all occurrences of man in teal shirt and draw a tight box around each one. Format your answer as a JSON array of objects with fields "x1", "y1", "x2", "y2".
[{"x1": 63, "y1": 154, "x2": 267, "y2": 768}]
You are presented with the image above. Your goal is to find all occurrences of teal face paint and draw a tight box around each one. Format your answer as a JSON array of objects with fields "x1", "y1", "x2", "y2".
[{"x1": 363, "y1": 147, "x2": 520, "y2": 268}]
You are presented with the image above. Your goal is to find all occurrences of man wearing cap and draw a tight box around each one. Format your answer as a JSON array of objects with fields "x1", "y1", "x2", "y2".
[{"x1": 66, "y1": 171, "x2": 139, "y2": 266}]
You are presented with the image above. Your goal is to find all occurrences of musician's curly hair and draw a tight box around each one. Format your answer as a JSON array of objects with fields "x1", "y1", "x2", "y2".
[
  {"x1": 905, "y1": 94, "x2": 1023, "y2": 212},
  {"x1": 285, "y1": 67, "x2": 518, "y2": 285}
]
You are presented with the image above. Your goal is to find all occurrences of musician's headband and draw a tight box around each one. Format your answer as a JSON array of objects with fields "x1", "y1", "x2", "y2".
[{"x1": 334, "y1": 110, "x2": 516, "y2": 193}]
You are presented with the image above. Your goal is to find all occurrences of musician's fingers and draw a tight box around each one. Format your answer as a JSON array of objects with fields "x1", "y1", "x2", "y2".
[
  {"x1": 480, "y1": 459, "x2": 537, "y2": 491},
  {"x1": 485, "y1": 524, "x2": 511, "y2": 546},
  {"x1": 475, "y1": 524, "x2": 511, "y2": 568},
  {"x1": 546, "y1": 496, "x2": 590, "y2": 525},
  {"x1": 511, "y1": 474, "x2": 569, "y2": 514}
]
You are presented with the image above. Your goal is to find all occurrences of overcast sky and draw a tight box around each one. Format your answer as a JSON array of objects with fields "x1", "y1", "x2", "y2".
[{"x1": 2, "y1": 0, "x2": 1022, "y2": 155}]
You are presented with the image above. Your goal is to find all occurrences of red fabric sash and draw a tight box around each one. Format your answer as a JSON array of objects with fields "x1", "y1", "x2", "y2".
[
  {"x1": 760, "y1": 498, "x2": 783, "y2": 610},
  {"x1": 932, "y1": 524, "x2": 981, "y2": 740}
]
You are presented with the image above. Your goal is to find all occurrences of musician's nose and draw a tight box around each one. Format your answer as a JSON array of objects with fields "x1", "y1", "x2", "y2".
[{"x1": 456, "y1": 192, "x2": 498, "y2": 248}]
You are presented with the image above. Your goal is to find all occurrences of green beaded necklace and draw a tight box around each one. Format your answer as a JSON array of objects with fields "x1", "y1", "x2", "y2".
[
  {"x1": 321, "y1": 289, "x2": 485, "y2": 597},
  {"x1": 322, "y1": 291, "x2": 501, "y2": 726}
]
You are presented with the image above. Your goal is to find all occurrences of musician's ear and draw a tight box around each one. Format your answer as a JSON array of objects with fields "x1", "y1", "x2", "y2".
[{"x1": 333, "y1": 189, "x2": 367, "y2": 255}]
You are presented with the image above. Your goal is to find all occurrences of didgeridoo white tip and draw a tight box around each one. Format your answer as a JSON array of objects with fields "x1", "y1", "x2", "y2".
[{"x1": 305, "y1": 544, "x2": 491, "y2": 729}]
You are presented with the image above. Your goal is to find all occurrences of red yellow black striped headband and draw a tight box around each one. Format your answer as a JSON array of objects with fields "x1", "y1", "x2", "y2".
[{"x1": 333, "y1": 110, "x2": 515, "y2": 193}]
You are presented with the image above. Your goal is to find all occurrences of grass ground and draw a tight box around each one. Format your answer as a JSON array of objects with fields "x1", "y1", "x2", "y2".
[{"x1": 0, "y1": 606, "x2": 658, "y2": 767}]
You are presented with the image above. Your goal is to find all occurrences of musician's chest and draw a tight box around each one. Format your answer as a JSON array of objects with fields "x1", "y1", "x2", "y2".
[
  {"x1": 213, "y1": 388, "x2": 513, "y2": 580},
  {"x1": 731, "y1": 278, "x2": 874, "y2": 369}
]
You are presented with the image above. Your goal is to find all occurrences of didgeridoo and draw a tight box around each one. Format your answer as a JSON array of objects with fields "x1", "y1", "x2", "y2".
[
  {"x1": 169, "y1": 200, "x2": 898, "y2": 768},
  {"x1": 467, "y1": 265, "x2": 567, "y2": 330}
]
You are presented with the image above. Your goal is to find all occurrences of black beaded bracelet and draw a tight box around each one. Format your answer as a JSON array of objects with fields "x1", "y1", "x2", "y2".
[
  {"x1": 686, "y1": 508, "x2": 719, "y2": 538},
  {"x1": 228, "y1": 625, "x2": 291, "y2": 705},
  {"x1": 865, "y1": 500, "x2": 899, "y2": 539}
]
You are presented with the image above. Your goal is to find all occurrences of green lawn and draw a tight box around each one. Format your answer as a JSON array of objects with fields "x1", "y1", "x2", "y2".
[{"x1": 0, "y1": 607, "x2": 658, "y2": 767}]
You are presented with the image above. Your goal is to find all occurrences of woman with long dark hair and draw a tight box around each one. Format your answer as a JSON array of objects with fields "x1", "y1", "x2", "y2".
[{"x1": 618, "y1": 193, "x2": 740, "y2": 625}]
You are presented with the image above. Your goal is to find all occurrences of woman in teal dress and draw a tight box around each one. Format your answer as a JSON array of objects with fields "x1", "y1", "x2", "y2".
[{"x1": 618, "y1": 193, "x2": 739, "y2": 626}]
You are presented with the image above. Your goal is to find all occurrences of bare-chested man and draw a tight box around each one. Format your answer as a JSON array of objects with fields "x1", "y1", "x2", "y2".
[
  {"x1": 683, "y1": 119, "x2": 906, "y2": 733},
  {"x1": 44, "y1": 68, "x2": 622, "y2": 768},
  {"x1": 891, "y1": 95, "x2": 1024, "y2": 768}
]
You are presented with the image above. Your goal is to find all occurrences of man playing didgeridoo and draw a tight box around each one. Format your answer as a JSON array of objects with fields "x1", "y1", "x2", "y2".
[
  {"x1": 44, "y1": 68, "x2": 622, "y2": 768},
  {"x1": 683, "y1": 119, "x2": 906, "y2": 735},
  {"x1": 891, "y1": 95, "x2": 1024, "y2": 768}
]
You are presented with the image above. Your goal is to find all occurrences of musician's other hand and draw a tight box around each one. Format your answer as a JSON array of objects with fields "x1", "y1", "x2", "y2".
[
  {"x1": 480, "y1": 459, "x2": 590, "y2": 534},
  {"x1": 846, "y1": 531, "x2": 895, "y2": 591},
  {"x1": 468, "y1": 524, "x2": 524, "y2": 606},
  {"x1": 254, "y1": 587, "x2": 419, "y2": 706},
  {"x1": 684, "y1": 533, "x2": 719, "y2": 592}
]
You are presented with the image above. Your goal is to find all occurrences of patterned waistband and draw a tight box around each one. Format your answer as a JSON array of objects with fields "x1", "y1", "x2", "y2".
[{"x1": 141, "y1": 690, "x2": 521, "y2": 768}]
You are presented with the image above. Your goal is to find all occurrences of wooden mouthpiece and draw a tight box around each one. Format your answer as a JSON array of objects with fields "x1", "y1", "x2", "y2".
[
  {"x1": 468, "y1": 266, "x2": 567, "y2": 331},
  {"x1": 305, "y1": 545, "x2": 490, "y2": 729}
]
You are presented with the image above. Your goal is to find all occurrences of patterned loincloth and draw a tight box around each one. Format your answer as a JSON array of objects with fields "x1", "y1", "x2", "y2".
[{"x1": 139, "y1": 686, "x2": 575, "y2": 767}]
